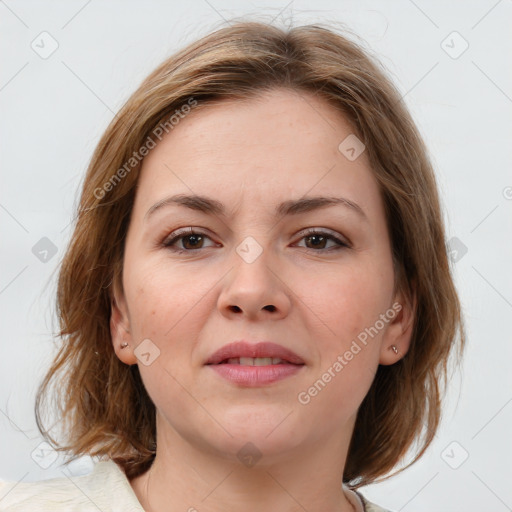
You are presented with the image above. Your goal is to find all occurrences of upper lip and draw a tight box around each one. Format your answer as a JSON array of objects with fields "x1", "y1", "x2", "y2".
[{"x1": 206, "y1": 341, "x2": 305, "y2": 365}]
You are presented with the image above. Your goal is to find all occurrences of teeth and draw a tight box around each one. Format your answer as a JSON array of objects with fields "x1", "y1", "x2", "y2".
[{"x1": 225, "y1": 357, "x2": 286, "y2": 366}]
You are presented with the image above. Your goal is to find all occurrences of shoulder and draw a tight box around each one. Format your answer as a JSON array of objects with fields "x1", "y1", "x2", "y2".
[
  {"x1": 357, "y1": 490, "x2": 396, "y2": 512},
  {"x1": 0, "y1": 460, "x2": 144, "y2": 512}
]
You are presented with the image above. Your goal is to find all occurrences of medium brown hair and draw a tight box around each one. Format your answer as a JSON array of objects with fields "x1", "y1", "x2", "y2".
[{"x1": 35, "y1": 20, "x2": 465, "y2": 488}]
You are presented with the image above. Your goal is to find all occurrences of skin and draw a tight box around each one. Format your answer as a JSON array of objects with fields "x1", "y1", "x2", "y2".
[{"x1": 110, "y1": 88, "x2": 415, "y2": 512}]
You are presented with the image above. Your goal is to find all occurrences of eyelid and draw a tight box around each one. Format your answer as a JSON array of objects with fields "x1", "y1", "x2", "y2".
[
  {"x1": 295, "y1": 227, "x2": 350, "y2": 247},
  {"x1": 162, "y1": 227, "x2": 217, "y2": 248},
  {"x1": 162, "y1": 226, "x2": 351, "y2": 253}
]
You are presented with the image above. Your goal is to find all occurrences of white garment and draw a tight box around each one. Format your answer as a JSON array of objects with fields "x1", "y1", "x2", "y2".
[{"x1": 0, "y1": 460, "x2": 393, "y2": 512}]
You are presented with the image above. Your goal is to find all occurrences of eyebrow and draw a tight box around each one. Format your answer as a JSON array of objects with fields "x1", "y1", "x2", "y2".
[{"x1": 144, "y1": 193, "x2": 368, "y2": 222}]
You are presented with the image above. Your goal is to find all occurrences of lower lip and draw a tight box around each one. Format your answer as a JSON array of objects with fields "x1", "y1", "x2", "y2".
[{"x1": 207, "y1": 363, "x2": 304, "y2": 386}]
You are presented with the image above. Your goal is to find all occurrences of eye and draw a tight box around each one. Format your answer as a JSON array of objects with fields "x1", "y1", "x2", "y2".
[
  {"x1": 295, "y1": 229, "x2": 350, "y2": 251},
  {"x1": 162, "y1": 227, "x2": 350, "y2": 254},
  {"x1": 162, "y1": 227, "x2": 216, "y2": 252}
]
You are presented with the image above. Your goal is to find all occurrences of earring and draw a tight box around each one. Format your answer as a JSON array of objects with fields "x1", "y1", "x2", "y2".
[
  {"x1": 120, "y1": 342, "x2": 129, "y2": 349},
  {"x1": 390, "y1": 345, "x2": 398, "y2": 355}
]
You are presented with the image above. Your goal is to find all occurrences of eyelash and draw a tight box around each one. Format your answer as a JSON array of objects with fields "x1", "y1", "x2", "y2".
[{"x1": 162, "y1": 227, "x2": 350, "y2": 254}]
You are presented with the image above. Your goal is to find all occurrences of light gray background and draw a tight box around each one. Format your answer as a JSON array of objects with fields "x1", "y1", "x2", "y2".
[{"x1": 1, "y1": 1, "x2": 511, "y2": 511}]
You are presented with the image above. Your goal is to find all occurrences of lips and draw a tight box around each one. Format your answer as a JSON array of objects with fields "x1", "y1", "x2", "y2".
[
  {"x1": 205, "y1": 341, "x2": 305, "y2": 366},
  {"x1": 205, "y1": 341, "x2": 305, "y2": 387}
]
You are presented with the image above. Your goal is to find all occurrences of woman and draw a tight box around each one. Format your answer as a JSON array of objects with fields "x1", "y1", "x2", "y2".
[{"x1": 0, "y1": 20, "x2": 465, "y2": 512}]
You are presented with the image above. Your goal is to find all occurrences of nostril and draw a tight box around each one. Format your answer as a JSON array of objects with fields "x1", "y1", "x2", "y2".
[
  {"x1": 228, "y1": 305, "x2": 242, "y2": 313},
  {"x1": 263, "y1": 305, "x2": 276, "y2": 312}
]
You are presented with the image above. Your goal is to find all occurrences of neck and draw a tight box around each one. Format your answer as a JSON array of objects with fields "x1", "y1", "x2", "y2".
[{"x1": 129, "y1": 414, "x2": 358, "y2": 512}]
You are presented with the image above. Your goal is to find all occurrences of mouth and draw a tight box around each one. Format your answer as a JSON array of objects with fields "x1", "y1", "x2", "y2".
[
  {"x1": 205, "y1": 341, "x2": 305, "y2": 366},
  {"x1": 215, "y1": 357, "x2": 299, "y2": 366},
  {"x1": 205, "y1": 341, "x2": 305, "y2": 387}
]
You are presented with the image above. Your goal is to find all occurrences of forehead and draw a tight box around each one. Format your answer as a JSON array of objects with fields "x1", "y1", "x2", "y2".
[{"x1": 134, "y1": 88, "x2": 382, "y2": 221}]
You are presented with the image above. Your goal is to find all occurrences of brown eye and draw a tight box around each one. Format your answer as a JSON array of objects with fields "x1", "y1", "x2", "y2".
[
  {"x1": 163, "y1": 229, "x2": 215, "y2": 252},
  {"x1": 296, "y1": 230, "x2": 349, "y2": 251},
  {"x1": 180, "y1": 234, "x2": 204, "y2": 249},
  {"x1": 304, "y1": 234, "x2": 329, "y2": 249}
]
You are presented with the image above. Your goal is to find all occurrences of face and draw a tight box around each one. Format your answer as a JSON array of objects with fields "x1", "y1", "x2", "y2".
[{"x1": 111, "y1": 88, "x2": 414, "y2": 464}]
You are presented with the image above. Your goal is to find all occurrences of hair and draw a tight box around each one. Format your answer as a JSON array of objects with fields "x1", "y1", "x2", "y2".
[{"x1": 35, "y1": 19, "x2": 466, "y2": 488}]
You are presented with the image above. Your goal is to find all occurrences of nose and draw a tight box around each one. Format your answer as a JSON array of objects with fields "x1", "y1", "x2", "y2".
[{"x1": 217, "y1": 247, "x2": 292, "y2": 321}]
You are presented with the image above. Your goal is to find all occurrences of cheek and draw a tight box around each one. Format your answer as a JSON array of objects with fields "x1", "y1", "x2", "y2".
[
  {"x1": 296, "y1": 267, "x2": 384, "y2": 410},
  {"x1": 124, "y1": 260, "x2": 205, "y2": 332},
  {"x1": 300, "y1": 263, "x2": 390, "y2": 412},
  {"x1": 307, "y1": 263, "x2": 389, "y2": 342},
  {"x1": 123, "y1": 260, "x2": 220, "y2": 379},
  {"x1": 123, "y1": 263, "x2": 210, "y2": 413}
]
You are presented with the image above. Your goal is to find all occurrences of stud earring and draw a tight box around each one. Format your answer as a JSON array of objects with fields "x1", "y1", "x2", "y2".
[
  {"x1": 390, "y1": 345, "x2": 398, "y2": 355},
  {"x1": 120, "y1": 342, "x2": 129, "y2": 349}
]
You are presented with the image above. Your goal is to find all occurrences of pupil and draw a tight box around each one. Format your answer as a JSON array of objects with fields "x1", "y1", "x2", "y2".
[
  {"x1": 184, "y1": 235, "x2": 202, "y2": 249},
  {"x1": 308, "y1": 235, "x2": 325, "y2": 248}
]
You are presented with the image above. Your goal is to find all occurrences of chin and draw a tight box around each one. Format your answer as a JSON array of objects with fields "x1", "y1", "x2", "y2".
[
  {"x1": 211, "y1": 411, "x2": 305, "y2": 461},
  {"x1": 209, "y1": 432, "x2": 304, "y2": 468}
]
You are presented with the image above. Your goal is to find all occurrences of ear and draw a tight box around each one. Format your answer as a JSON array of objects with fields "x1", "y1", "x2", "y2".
[
  {"x1": 110, "y1": 278, "x2": 137, "y2": 366},
  {"x1": 379, "y1": 286, "x2": 416, "y2": 365}
]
